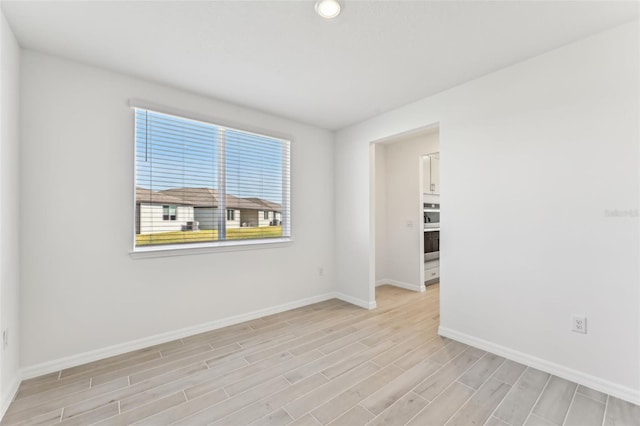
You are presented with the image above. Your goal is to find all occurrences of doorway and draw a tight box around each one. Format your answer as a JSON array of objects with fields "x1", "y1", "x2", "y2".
[{"x1": 371, "y1": 125, "x2": 440, "y2": 298}]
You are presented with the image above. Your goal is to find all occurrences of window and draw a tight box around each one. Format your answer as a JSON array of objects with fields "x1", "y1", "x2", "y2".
[
  {"x1": 134, "y1": 108, "x2": 291, "y2": 249},
  {"x1": 162, "y1": 205, "x2": 177, "y2": 221},
  {"x1": 264, "y1": 211, "x2": 269, "y2": 220}
]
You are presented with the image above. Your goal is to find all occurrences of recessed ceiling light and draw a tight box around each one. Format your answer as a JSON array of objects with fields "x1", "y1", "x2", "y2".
[{"x1": 315, "y1": 0, "x2": 342, "y2": 19}]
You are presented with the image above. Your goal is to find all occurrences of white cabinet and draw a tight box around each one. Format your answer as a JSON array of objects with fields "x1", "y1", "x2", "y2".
[
  {"x1": 424, "y1": 259, "x2": 440, "y2": 283},
  {"x1": 430, "y1": 155, "x2": 440, "y2": 194},
  {"x1": 422, "y1": 157, "x2": 430, "y2": 193},
  {"x1": 424, "y1": 265, "x2": 440, "y2": 281},
  {"x1": 423, "y1": 154, "x2": 440, "y2": 195}
]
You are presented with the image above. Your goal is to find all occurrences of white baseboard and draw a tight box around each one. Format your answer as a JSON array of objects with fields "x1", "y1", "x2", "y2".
[
  {"x1": 438, "y1": 326, "x2": 640, "y2": 406},
  {"x1": 377, "y1": 279, "x2": 424, "y2": 293},
  {"x1": 1, "y1": 374, "x2": 21, "y2": 421},
  {"x1": 21, "y1": 292, "x2": 337, "y2": 380},
  {"x1": 334, "y1": 292, "x2": 377, "y2": 310}
]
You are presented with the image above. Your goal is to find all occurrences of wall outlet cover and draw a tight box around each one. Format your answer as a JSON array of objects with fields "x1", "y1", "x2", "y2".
[{"x1": 571, "y1": 315, "x2": 587, "y2": 334}]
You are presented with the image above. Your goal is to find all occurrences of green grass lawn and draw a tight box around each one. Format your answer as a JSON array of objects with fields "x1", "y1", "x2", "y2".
[{"x1": 136, "y1": 226, "x2": 283, "y2": 246}]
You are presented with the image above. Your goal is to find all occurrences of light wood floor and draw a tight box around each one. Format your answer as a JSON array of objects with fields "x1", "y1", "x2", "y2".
[{"x1": 3, "y1": 285, "x2": 639, "y2": 426}]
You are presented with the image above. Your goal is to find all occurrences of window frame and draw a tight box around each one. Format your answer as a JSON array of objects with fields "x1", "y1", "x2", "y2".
[
  {"x1": 130, "y1": 102, "x2": 292, "y2": 257},
  {"x1": 227, "y1": 209, "x2": 235, "y2": 221}
]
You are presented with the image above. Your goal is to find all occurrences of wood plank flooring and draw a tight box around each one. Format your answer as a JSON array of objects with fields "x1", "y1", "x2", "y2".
[{"x1": 3, "y1": 285, "x2": 639, "y2": 426}]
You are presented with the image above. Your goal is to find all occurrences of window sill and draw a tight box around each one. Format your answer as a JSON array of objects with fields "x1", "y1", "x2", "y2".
[{"x1": 129, "y1": 237, "x2": 293, "y2": 259}]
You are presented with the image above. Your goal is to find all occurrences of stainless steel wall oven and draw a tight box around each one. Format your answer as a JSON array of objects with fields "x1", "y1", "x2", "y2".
[{"x1": 424, "y1": 203, "x2": 440, "y2": 261}]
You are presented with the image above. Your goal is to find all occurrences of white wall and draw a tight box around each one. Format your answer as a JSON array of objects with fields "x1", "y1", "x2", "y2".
[
  {"x1": 19, "y1": 51, "x2": 335, "y2": 370},
  {"x1": 336, "y1": 22, "x2": 639, "y2": 402},
  {"x1": 375, "y1": 131, "x2": 439, "y2": 289},
  {"x1": 0, "y1": 9, "x2": 21, "y2": 415},
  {"x1": 374, "y1": 144, "x2": 387, "y2": 281}
]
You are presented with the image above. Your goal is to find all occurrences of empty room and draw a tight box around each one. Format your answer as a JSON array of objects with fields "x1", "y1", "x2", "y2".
[{"x1": 0, "y1": 1, "x2": 639, "y2": 425}]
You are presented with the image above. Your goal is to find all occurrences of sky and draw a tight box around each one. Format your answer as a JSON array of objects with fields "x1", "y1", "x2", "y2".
[{"x1": 135, "y1": 110, "x2": 287, "y2": 205}]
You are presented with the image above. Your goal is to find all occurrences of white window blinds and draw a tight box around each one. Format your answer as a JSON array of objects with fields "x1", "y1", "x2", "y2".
[{"x1": 134, "y1": 108, "x2": 291, "y2": 248}]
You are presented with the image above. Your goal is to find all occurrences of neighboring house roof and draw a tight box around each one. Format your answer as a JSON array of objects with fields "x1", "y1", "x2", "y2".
[
  {"x1": 226, "y1": 195, "x2": 267, "y2": 211},
  {"x1": 157, "y1": 187, "x2": 218, "y2": 208},
  {"x1": 244, "y1": 197, "x2": 282, "y2": 212},
  {"x1": 136, "y1": 187, "x2": 281, "y2": 212},
  {"x1": 135, "y1": 187, "x2": 194, "y2": 205}
]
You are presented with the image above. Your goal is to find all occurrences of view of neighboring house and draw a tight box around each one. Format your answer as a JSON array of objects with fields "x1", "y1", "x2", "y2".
[
  {"x1": 135, "y1": 187, "x2": 282, "y2": 235},
  {"x1": 244, "y1": 197, "x2": 283, "y2": 227},
  {"x1": 135, "y1": 188, "x2": 195, "y2": 235}
]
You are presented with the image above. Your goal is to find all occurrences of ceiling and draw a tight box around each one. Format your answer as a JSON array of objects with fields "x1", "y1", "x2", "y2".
[{"x1": 2, "y1": 1, "x2": 638, "y2": 130}]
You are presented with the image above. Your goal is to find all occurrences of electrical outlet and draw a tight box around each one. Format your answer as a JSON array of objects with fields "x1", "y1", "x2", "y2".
[
  {"x1": 571, "y1": 315, "x2": 587, "y2": 334},
  {"x1": 2, "y1": 329, "x2": 8, "y2": 349},
  {"x1": 318, "y1": 267, "x2": 325, "y2": 277}
]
